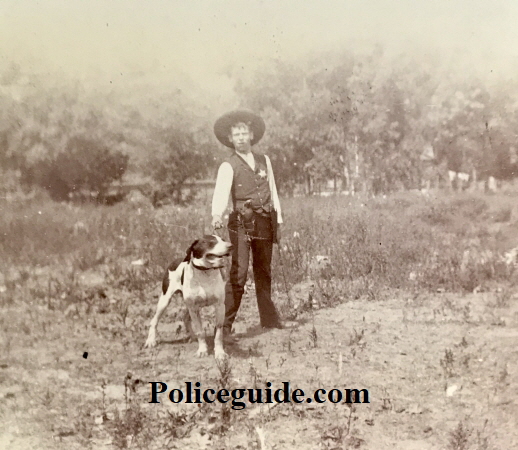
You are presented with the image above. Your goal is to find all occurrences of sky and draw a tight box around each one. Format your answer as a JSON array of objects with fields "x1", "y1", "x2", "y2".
[{"x1": 1, "y1": 0, "x2": 518, "y2": 93}]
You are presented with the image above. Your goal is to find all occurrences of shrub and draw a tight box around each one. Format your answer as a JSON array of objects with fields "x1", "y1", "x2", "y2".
[
  {"x1": 23, "y1": 135, "x2": 128, "y2": 202},
  {"x1": 145, "y1": 126, "x2": 212, "y2": 206}
]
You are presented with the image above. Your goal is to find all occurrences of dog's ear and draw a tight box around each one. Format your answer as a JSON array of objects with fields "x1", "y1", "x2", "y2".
[{"x1": 184, "y1": 240, "x2": 199, "y2": 262}]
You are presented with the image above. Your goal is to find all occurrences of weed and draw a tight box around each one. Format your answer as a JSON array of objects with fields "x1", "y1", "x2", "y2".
[
  {"x1": 380, "y1": 397, "x2": 393, "y2": 412},
  {"x1": 108, "y1": 373, "x2": 153, "y2": 450},
  {"x1": 448, "y1": 421, "x2": 471, "y2": 450},
  {"x1": 440, "y1": 348, "x2": 456, "y2": 378},
  {"x1": 348, "y1": 328, "x2": 365, "y2": 347},
  {"x1": 160, "y1": 409, "x2": 193, "y2": 440},
  {"x1": 247, "y1": 340, "x2": 261, "y2": 357},
  {"x1": 37, "y1": 387, "x2": 54, "y2": 408},
  {"x1": 309, "y1": 321, "x2": 318, "y2": 348},
  {"x1": 110, "y1": 404, "x2": 151, "y2": 450},
  {"x1": 348, "y1": 328, "x2": 366, "y2": 358},
  {"x1": 111, "y1": 265, "x2": 153, "y2": 293},
  {"x1": 264, "y1": 354, "x2": 271, "y2": 372},
  {"x1": 307, "y1": 362, "x2": 321, "y2": 385},
  {"x1": 283, "y1": 330, "x2": 295, "y2": 354},
  {"x1": 495, "y1": 287, "x2": 512, "y2": 308},
  {"x1": 474, "y1": 420, "x2": 491, "y2": 450},
  {"x1": 114, "y1": 295, "x2": 132, "y2": 328},
  {"x1": 216, "y1": 357, "x2": 233, "y2": 432},
  {"x1": 216, "y1": 357, "x2": 232, "y2": 391},
  {"x1": 319, "y1": 404, "x2": 363, "y2": 449},
  {"x1": 100, "y1": 379, "x2": 108, "y2": 422},
  {"x1": 462, "y1": 304, "x2": 472, "y2": 323},
  {"x1": 248, "y1": 358, "x2": 262, "y2": 389},
  {"x1": 498, "y1": 364, "x2": 509, "y2": 386},
  {"x1": 457, "y1": 337, "x2": 469, "y2": 348},
  {"x1": 73, "y1": 404, "x2": 95, "y2": 447}
]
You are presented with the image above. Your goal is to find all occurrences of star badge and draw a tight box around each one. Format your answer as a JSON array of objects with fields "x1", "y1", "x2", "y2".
[{"x1": 258, "y1": 169, "x2": 267, "y2": 179}]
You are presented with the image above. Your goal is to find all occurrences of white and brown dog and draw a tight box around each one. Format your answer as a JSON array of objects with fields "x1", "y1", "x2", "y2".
[{"x1": 144, "y1": 235, "x2": 232, "y2": 360}]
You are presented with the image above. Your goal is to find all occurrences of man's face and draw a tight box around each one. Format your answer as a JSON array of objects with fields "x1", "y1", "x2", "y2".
[{"x1": 229, "y1": 124, "x2": 253, "y2": 153}]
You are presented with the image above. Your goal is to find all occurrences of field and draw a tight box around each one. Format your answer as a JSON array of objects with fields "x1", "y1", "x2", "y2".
[{"x1": 1, "y1": 189, "x2": 518, "y2": 450}]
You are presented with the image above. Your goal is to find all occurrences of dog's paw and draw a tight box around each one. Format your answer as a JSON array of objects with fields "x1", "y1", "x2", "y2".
[
  {"x1": 196, "y1": 343, "x2": 209, "y2": 358},
  {"x1": 214, "y1": 348, "x2": 228, "y2": 361},
  {"x1": 144, "y1": 337, "x2": 157, "y2": 348}
]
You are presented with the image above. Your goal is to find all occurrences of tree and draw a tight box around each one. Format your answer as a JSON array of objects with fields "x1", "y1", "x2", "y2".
[
  {"x1": 323, "y1": 48, "x2": 410, "y2": 194},
  {"x1": 145, "y1": 123, "x2": 213, "y2": 206},
  {"x1": 26, "y1": 135, "x2": 128, "y2": 202}
]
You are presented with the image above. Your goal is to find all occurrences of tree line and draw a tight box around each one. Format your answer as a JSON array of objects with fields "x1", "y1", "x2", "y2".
[
  {"x1": 236, "y1": 49, "x2": 518, "y2": 195},
  {"x1": 1, "y1": 47, "x2": 517, "y2": 204}
]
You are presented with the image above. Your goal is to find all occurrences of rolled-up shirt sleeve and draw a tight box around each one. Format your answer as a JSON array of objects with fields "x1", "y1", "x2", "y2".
[
  {"x1": 265, "y1": 155, "x2": 283, "y2": 224},
  {"x1": 211, "y1": 162, "x2": 233, "y2": 218}
]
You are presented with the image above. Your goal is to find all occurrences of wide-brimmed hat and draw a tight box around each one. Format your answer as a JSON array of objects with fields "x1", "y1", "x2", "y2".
[{"x1": 213, "y1": 110, "x2": 265, "y2": 148}]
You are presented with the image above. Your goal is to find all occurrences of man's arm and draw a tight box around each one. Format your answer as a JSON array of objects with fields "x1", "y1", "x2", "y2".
[
  {"x1": 211, "y1": 162, "x2": 233, "y2": 229},
  {"x1": 265, "y1": 155, "x2": 283, "y2": 224}
]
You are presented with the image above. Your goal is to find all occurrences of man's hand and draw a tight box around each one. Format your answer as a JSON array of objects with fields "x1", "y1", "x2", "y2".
[{"x1": 212, "y1": 215, "x2": 224, "y2": 230}]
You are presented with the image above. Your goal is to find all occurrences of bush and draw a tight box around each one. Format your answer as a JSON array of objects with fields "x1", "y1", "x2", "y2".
[
  {"x1": 23, "y1": 136, "x2": 128, "y2": 202},
  {"x1": 145, "y1": 126, "x2": 213, "y2": 206}
]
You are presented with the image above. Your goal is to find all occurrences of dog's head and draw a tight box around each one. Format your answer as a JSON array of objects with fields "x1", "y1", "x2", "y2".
[{"x1": 184, "y1": 235, "x2": 232, "y2": 269}]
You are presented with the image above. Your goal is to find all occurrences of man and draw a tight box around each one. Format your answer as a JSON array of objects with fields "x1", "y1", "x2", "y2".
[{"x1": 212, "y1": 110, "x2": 283, "y2": 337}]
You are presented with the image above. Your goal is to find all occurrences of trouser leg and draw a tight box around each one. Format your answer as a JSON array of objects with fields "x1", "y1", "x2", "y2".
[
  {"x1": 223, "y1": 216, "x2": 250, "y2": 330},
  {"x1": 252, "y1": 214, "x2": 282, "y2": 328}
]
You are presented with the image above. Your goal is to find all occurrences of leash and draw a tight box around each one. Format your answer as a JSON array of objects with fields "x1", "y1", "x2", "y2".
[
  {"x1": 225, "y1": 227, "x2": 271, "y2": 241},
  {"x1": 160, "y1": 223, "x2": 190, "y2": 230},
  {"x1": 225, "y1": 210, "x2": 272, "y2": 242},
  {"x1": 212, "y1": 208, "x2": 295, "y2": 310}
]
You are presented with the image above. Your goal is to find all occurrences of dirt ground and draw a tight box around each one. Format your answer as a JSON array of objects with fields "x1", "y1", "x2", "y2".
[{"x1": 1, "y1": 274, "x2": 517, "y2": 450}]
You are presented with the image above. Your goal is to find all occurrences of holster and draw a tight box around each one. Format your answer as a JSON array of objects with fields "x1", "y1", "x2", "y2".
[
  {"x1": 235, "y1": 200, "x2": 277, "y2": 241},
  {"x1": 237, "y1": 200, "x2": 255, "y2": 233}
]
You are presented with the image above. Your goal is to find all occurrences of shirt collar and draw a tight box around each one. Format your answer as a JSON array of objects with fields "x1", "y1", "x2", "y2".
[
  {"x1": 235, "y1": 150, "x2": 255, "y2": 168},
  {"x1": 236, "y1": 149, "x2": 252, "y2": 158}
]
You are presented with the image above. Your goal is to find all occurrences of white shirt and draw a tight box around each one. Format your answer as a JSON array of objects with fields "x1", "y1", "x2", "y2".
[{"x1": 212, "y1": 151, "x2": 283, "y2": 224}]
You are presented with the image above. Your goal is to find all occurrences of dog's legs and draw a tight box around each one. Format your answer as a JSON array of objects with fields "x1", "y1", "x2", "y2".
[
  {"x1": 214, "y1": 300, "x2": 227, "y2": 361},
  {"x1": 182, "y1": 308, "x2": 195, "y2": 341},
  {"x1": 188, "y1": 307, "x2": 208, "y2": 357},
  {"x1": 144, "y1": 291, "x2": 175, "y2": 348}
]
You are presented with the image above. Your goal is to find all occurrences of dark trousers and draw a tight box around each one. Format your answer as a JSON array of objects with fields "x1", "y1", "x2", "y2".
[{"x1": 224, "y1": 211, "x2": 281, "y2": 330}]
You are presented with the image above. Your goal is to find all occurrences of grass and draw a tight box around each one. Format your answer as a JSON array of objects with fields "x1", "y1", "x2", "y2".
[
  {"x1": 1, "y1": 187, "x2": 518, "y2": 449},
  {"x1": 2, "y1": 190, "x2": 517, "y2": 303},
  {"x1": 1, "y1": 189, "x2": 517, "y2": 340}
]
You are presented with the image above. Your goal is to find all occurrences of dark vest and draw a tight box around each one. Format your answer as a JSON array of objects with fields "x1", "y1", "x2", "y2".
[{"x1": 227, "y1": 152, "x2": 272, "y2": 211}]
